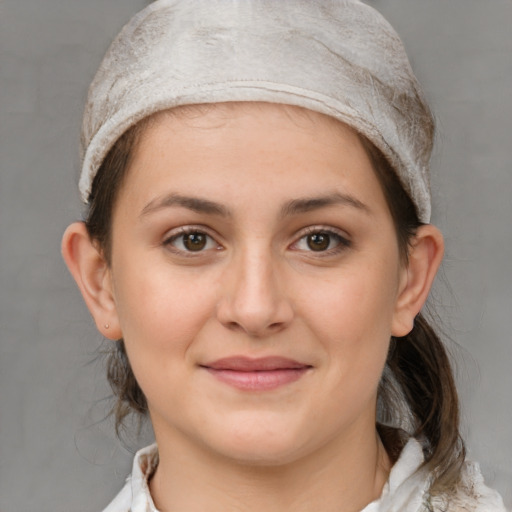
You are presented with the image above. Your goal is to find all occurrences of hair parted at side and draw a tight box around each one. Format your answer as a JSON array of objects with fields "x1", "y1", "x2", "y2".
[{"x1": 84, "y1": 106, "x2": 465, "y2": 497}]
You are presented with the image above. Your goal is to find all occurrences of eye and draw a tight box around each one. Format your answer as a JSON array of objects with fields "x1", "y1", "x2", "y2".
[
  {"x1": 165, "y1": 229, "x2": 220, "y2": 253},
  {"x1": 292, "y1": 229, "x2": 350, "y2": 253}
]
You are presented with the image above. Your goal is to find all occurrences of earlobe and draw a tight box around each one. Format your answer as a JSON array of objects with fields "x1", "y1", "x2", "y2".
[
  {"x1": 391, "y1": 225, "x2": 444, "y2": 337},
  {"x1": 61, "y1": 222, "x2": 122, "y2": 340}
]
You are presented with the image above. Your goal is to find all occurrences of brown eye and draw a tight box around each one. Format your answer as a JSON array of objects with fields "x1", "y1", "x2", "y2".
[
  {"x1": 166, "y1": 230, "x2": 219, "y2": 253},
  {"x1": 306, "y1": 232, "x2": 331, "y2": 251},
  {"x1": 183, "y1": 232, "x2": 207, "y2": 251},
  {"x1": 292, "y1": 229, "x2": 350, "y2": 254}
]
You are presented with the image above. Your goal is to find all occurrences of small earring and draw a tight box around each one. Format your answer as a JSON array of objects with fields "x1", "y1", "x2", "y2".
[{"x1": 104, "y1": 323, "x2": 110, "y2": 329}]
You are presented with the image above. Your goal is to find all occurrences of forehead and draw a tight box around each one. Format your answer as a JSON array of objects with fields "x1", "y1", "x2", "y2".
[
  {"x1": 118, "y1": 102, "x2": 389, "y2": 219},
  {"x1": 130, "y1": 102, "x2": 371, "y2": 185},
  {"x1": 141, "y1": 102, "x2": 355, "y2": 142}
]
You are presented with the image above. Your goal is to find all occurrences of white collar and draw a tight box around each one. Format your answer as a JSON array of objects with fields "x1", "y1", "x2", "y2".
[{"x1": 123, "y1": 438, "x2": 430, "y2": 512}]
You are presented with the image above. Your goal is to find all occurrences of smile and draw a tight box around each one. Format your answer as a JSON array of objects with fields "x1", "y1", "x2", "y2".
[{"x1": 200, "y1": 356, "x2": 312, "y2": 391}]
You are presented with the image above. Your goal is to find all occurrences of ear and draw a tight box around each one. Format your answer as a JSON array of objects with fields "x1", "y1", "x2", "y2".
[
  {"x1": 61, "y1": 222, "x2": 122, "y2": 340},
  {"x1": 392, "y1": 224, "x2": 444, "y2": 337}
]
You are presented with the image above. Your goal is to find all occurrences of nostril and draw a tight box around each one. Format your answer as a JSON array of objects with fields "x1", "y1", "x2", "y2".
[
  {"x1": 223, "y1": 320, "x2": 285, "y2": 337},
  {"x1": 226, "y1": 321, "x2": 243, "y2": 332},
  {"x1": 215, "y1": 291, "x2": 294, "y2": 337}
]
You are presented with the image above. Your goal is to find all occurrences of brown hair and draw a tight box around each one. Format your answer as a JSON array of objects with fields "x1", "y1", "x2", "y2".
[
  {"x1": 84, "y1": 110, "x2": 465, "y2": 496},
  {"x1": 363, "y1": 140, "x2": 466, "y2": 496}
]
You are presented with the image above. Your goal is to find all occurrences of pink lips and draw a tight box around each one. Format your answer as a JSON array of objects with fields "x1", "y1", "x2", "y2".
[{"x1": 201, "y1": 356, "x2": 312, "y2": 391}]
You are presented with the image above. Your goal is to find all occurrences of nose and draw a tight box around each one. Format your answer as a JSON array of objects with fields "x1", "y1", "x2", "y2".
[{"x1": 215, "y1": 248, "x2": 294, "y2": 337}]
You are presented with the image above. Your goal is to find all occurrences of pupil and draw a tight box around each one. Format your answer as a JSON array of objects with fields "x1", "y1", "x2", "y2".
[
  {"x1": 184, "y1": 232, "x2": 206, "y2": 251},
  {"x1": 307, "y1": 233, "x2": 330, "y2": 251}
]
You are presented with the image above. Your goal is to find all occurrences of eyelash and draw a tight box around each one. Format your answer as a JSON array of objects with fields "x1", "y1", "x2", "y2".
[
  {"x1": 291, "y1": 226, "x2": 352, "y2": 255},
  {"x1": 163, "y1": 226, "x2": 351, "y2": 256},
  {"x1": 163, "y1": 226, "x2": 222, "y2": 255}
]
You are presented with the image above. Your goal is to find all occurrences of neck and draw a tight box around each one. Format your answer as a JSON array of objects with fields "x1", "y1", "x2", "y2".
[{"x1": 149, "y1": 423, "x2": 391, "y2": 512}]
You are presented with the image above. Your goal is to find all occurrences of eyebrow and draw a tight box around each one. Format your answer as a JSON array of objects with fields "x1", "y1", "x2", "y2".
[
  {"x1": 140, "y1": 191, "x2": 370, "y2": 219},
  {"x1": 140, "y1": 193, "x2": 231, "y2": 218},
  {"x1": 280, "y1": 193, "x2": 371, "y2": 217}
]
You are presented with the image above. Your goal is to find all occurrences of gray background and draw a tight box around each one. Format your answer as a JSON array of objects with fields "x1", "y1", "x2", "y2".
[{"x1": 0, "y1": 1, "x2": 510, "y2": 510}]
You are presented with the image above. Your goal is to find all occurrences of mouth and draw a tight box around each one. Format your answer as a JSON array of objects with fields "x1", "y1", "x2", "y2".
[{"x1": 200, "y1": 356, "x2": 313, "y2": 391}]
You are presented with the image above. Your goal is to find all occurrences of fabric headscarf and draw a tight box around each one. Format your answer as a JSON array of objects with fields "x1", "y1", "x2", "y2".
[{"x1": 80, "y1": 0, "x2": 434, "y2": 222}]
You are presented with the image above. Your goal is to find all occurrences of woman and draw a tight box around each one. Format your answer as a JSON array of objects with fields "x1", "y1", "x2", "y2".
[{"x1": 61, "y1": 1, "x2": 506, "y2": 510}]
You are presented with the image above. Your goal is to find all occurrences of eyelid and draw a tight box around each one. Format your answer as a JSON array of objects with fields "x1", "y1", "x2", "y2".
[
  {"x1": 290, "y1": 225, "x2": 352, "y2": 253},
  {"x1": 163, "y1": 225, "x2": 223, "y2": 254},
  {"x1": 161, "y1": 224, "x2": 351, "y2": 256}
]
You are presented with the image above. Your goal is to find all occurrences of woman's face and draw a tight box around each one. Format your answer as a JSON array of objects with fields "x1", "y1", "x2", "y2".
[{"x1": 108, "y1": 103, "x2": 408, "y2": 464}]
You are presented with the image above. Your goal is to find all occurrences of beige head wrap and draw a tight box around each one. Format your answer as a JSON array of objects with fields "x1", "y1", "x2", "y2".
[{"x1": 80, "y1": 0, "x2": 434, "y2": 222}]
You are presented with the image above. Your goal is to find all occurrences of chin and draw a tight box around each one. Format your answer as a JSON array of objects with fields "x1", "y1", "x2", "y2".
[
  {"x1": 201, "y1": 414, "x2": 314, "y2": 467},
  {"x1": 218, "y1": 440, "x2": 307, "y2": 467}
]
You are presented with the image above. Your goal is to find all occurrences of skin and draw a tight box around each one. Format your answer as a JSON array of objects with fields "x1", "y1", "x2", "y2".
[{"x1": 62, "y1": 103, "x2": 444, "y2": 512}]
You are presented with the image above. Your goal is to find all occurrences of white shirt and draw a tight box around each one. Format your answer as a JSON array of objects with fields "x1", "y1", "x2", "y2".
[{"x1": 102, "y1": 438, "x2": 506, "y2": 512}]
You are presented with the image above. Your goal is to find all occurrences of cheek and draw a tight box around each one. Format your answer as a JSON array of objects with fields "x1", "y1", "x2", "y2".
[
  {"x1": 110, "y1": 263, "x2": 223, "y2": 416},
  {"x1": 111, "y1": 254, "x2": 218, "y2": 364},
  {"x1": 300, "y1": 262, "x2": 398, "y2": 338},
  {"x1": 296, "y1": 259, "x2": 399, "y2": 392}
]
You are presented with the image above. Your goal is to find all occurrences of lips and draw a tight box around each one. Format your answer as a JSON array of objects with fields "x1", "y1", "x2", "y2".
[{"x1": 200, "y1": 356, "x2": 312, "y2": 391}]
